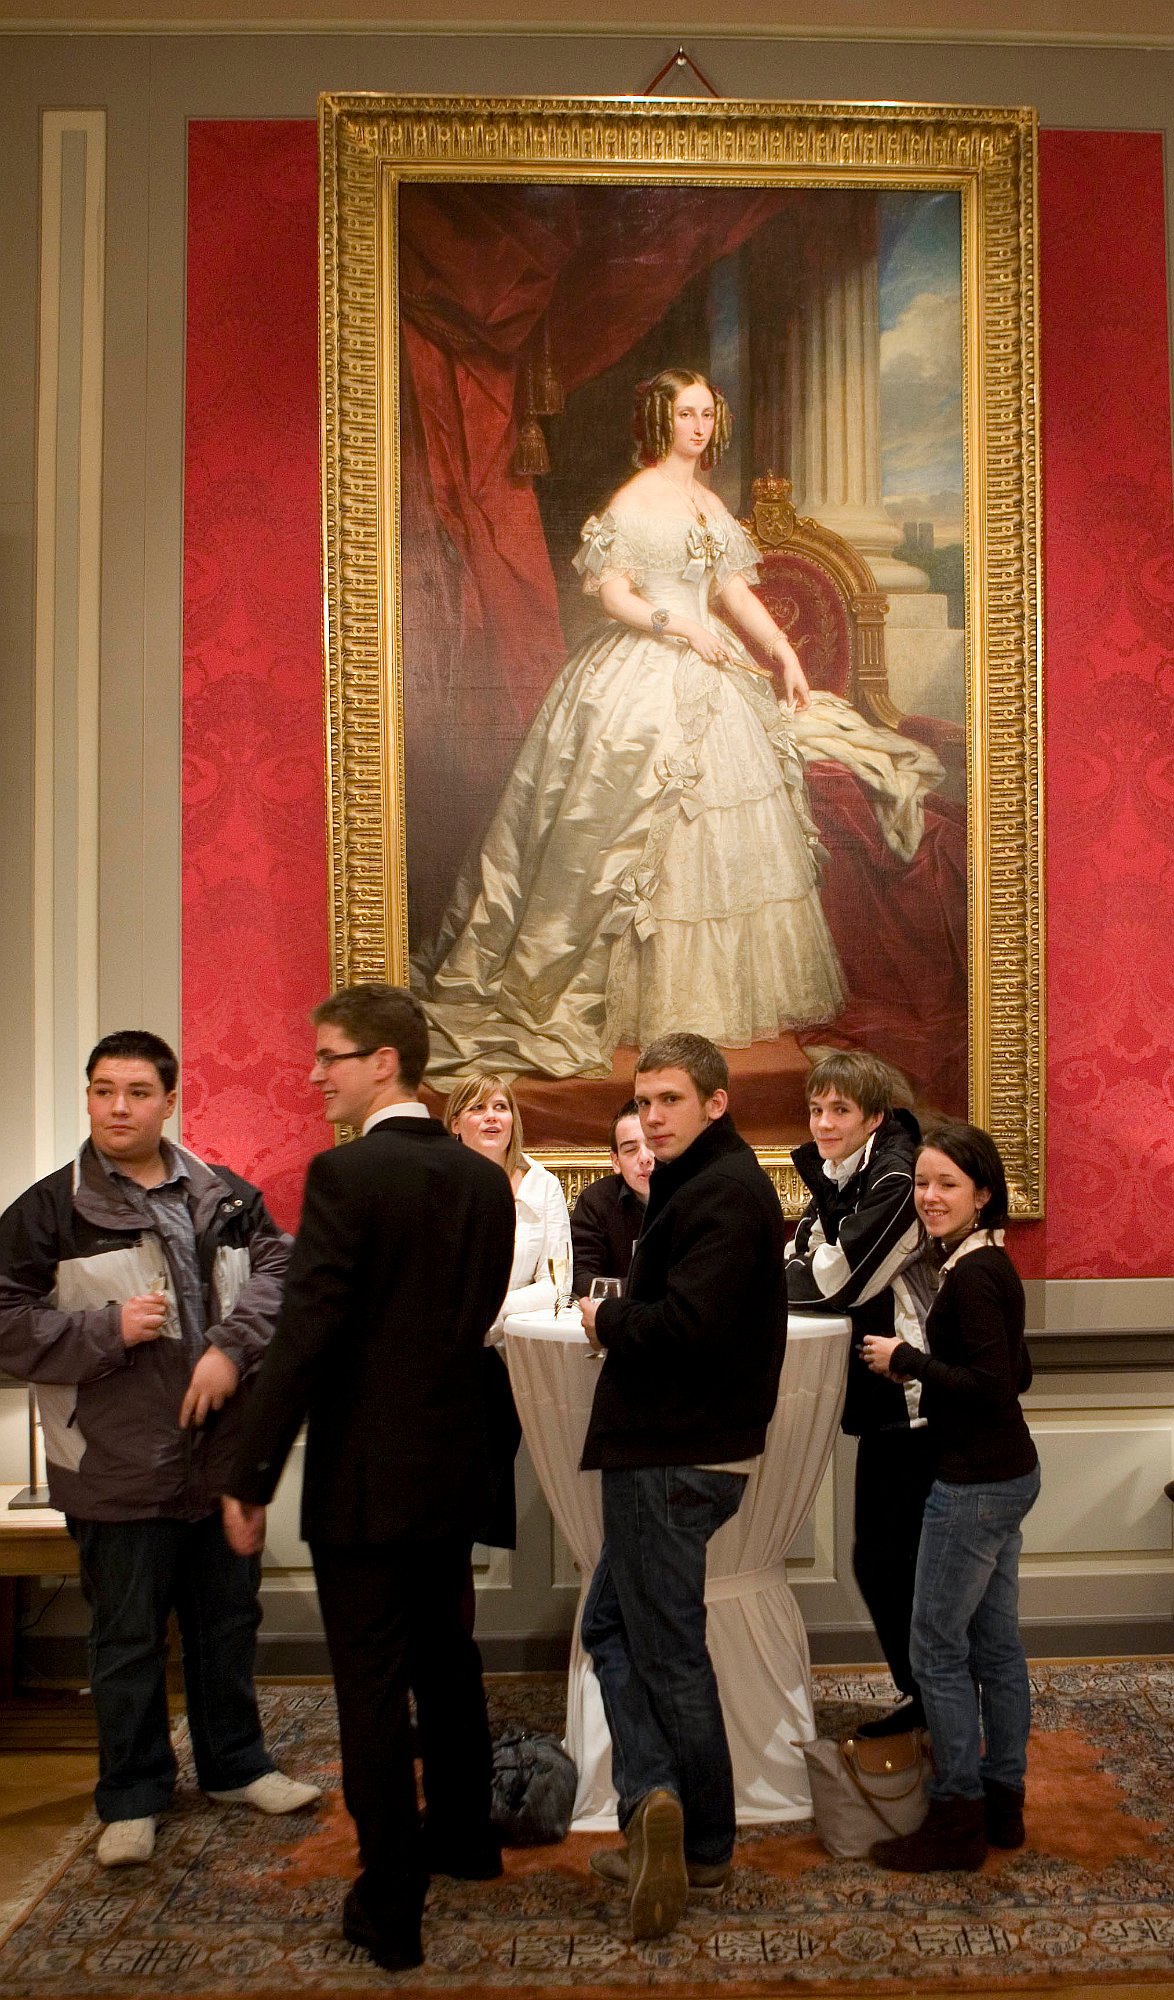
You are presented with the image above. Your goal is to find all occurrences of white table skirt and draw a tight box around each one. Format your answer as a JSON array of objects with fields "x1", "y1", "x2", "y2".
[{"x1": 503, "y1": 1307, "x2": 851, "y2": 1830}]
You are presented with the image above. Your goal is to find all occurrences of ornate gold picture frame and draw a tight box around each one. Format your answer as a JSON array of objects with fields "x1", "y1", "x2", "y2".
[{"x1": 319, "y1": 94, "x2": 1043, "y2": 1214}]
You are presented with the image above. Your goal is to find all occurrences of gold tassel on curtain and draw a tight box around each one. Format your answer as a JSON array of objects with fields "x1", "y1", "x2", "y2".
[
  {"x1": 511, "y1": 356, "x2": 551, "y2": 477},
  {"x1": 530, "y1": 316, "x2": 564, "y2": 417}
]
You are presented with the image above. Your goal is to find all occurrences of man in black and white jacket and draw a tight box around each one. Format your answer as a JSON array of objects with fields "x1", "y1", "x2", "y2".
[
  {"x1": 787, "y1": 1050, "x2": 937, "y2": 1738},
  {"x1": 0, "y1": 1030, "x2": 316, "y2": 1868}
]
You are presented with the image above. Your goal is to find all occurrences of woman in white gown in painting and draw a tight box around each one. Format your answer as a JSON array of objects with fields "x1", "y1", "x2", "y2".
[{"x1": 417, "y1": 367, "x2": 848, "y2": 1080}]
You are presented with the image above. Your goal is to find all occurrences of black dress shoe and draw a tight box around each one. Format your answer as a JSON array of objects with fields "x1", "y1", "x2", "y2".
[
  {"x1": 342, "y1": 1887, "x2": 424, "y2": 1972},
  {"x1": 854, "y1": 1696, "x2": 926, "y2": 1740}
]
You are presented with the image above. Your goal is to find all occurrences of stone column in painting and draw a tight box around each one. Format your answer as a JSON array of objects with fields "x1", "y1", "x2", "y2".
[{"x1": 782, "y1": 191, "x2": 927, "y2": 594}]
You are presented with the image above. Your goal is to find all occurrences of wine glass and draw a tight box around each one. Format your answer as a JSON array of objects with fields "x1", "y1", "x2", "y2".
[{"x1": 584, "y1": 1275, "x2": 622, "y2": 1358}]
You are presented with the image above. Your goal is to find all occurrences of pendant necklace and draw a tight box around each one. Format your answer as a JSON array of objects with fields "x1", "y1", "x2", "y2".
[{"x1": 654, "y1": 466, "x2": 721, "y2": 566}]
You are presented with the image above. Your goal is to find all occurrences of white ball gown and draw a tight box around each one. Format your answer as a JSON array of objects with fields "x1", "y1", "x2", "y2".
[{"x1": 414, "y1": 501, "x2": 848, "y2": 1080}]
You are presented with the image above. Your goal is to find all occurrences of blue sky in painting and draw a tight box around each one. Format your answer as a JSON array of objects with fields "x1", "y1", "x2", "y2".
[{"x1": 878, "y1": 191, "x2": 964, "y2": 541}]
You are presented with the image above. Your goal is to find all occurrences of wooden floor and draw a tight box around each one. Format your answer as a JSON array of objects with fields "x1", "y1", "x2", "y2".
[
  {"x1": 0, "y1": 1745, "x2": 94, "y2": 1909},
  {"x1": 0, "y1": 1698, "x2": 1171, "y2": 2000}
]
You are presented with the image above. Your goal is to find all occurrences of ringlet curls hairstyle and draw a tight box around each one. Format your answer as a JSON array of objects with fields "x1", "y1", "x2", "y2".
[
  {"x1": 631, "y1": 368, "x2": 732, "y2": 470},
  {"x1": 444, "y1": 1073, "x2": 527, "y2": 1179},
  {"x1": 918, "y1": 1120, "x2": 1010, "y2": 1232}
]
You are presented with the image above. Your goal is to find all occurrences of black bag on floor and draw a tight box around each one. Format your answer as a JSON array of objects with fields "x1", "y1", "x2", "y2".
[{"x1": 490, "y1": 1730, "x2": 577, "y2": 1845}]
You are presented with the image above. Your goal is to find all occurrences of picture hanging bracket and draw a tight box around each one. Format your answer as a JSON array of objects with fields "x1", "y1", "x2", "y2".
[{"x1": 641, "y1": 46, "x2": 722, "y2": 99}]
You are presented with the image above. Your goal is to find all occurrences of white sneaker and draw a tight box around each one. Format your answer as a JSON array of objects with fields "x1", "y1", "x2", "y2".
[
  {"x1": 97, "y1": 1816, "x2": 156, "y2": 1867},
  {"x1": 205, "y1": 1770, "x2": 321, "y2": 1814}
]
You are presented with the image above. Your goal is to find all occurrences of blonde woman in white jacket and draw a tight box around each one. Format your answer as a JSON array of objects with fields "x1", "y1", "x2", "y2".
[{"x1": 446, "y1": 1074, "x2": 571, "y2": 1548}]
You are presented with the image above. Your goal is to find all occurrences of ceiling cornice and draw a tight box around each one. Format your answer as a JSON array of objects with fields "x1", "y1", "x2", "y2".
[{"x1": 3, "y1": 3, "x2": 1174, "y2": 50}]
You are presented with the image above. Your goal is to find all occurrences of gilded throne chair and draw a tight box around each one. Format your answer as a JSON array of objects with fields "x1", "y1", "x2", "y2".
[
  {"x1": 739, "y1": 474, "x2": 968, "y2": 1114},
  {"x1": 740, "y1": 471, "x2": 965, "y2": 784}
]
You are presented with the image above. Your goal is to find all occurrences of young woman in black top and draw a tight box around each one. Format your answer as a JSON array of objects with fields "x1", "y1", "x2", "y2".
[{"x1": 860, "y1": 1122, "x2": 1040, "y2": 1871}]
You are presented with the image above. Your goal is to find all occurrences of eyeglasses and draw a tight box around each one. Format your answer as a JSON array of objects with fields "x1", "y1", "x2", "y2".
[{"x1": 311, "y1": 1047, "x2": 380, "y2": 1071}]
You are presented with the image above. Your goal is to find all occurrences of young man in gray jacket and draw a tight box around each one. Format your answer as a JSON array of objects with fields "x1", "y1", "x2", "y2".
[{"x1": 0, "y1": 1031, "x2": 318, "y2": 1866}]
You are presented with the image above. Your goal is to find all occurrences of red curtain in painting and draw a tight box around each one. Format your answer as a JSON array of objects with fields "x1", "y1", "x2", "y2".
[{"x1": 399, "y1": 185, "x2": 788, "y2": 714}]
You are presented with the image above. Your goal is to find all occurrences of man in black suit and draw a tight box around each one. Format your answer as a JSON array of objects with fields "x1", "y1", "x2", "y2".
[
  {"x1": 570, "y1": 1098, "x2": 654, "y2": 1296},
  {"x1": 222, "y1": 984, "x2": 514, "y2": 1973}
]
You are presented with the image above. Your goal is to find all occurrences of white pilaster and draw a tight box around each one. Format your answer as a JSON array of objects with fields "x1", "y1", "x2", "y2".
[{"x1": 33, "y1": 111, "x2": 106, "y2": 1175}]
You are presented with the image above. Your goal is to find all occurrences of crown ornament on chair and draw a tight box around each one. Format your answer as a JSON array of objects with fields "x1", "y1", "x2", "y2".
[{"x1": 750, "y1": 473, "x2": 798, "y2": 549}]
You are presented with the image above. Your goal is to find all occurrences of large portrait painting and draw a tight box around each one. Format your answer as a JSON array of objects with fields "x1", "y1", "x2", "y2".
[{"x1": 319, "y1": 96, "x2": 1044, "y2": 1212}]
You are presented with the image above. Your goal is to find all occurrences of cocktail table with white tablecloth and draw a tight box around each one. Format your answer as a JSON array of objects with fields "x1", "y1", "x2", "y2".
[{"x1": 503, "y1": 1306, "x2": 851, "y2": 1830}]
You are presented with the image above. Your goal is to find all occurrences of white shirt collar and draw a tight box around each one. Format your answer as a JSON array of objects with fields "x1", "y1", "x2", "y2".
[
  {"x1": 822, "y1": 1130, "x2": 875, "y2": 1188},
  {"x1": 362, "y1": 1101, "x2": 431, "y2": 1135}
]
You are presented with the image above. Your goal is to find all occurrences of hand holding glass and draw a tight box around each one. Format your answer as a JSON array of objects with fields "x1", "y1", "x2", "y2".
[{"x1": 583, "y1": 1276, "x2": 622, "y2": 1357}]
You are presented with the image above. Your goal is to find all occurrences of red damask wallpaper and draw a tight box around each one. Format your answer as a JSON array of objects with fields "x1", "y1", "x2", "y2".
[
  {"x1": 1014, "y1": 129, "x2": 1174, "y2": 1278},
  {"x1": 181, "y1": 122, "x2": 1174, "y2": 1274},
  {"x1": 181, "y1": 124, "x2": 329, "y2": 1228}
]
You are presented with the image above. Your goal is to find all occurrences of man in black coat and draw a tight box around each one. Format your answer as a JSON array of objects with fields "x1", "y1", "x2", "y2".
[
  {"x1": 570, "y1": 1097, "x2": 653, "y2": 1295},
  {"x1": 577, "y1": 1034, "x2": 786, "y2": 1942},
  {"x1": 223, "y1": 985, "x2": 514, "y2": 1973}
]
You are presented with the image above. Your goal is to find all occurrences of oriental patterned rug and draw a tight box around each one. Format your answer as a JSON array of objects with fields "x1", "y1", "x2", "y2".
[{"x1": 2, "y1": 1662, "x2": 1173, "y2": 1998}]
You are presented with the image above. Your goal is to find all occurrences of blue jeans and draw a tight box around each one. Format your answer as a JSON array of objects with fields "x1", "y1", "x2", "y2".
[
  {"x1": 71, "y1": 1514, "x2": 273, "y2": 1821},
  {"x1": 581, "y1": 1465, "x2": 747, "y2": 1866},
  {"x1": 910, "y1": 1463, "x2": 1041, "y2": 1801}
]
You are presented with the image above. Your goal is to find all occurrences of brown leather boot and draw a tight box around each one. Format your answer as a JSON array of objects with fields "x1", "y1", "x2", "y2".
[
  {"x1": 983, "y1": 1778, "x2": 1026, "y2": 1849},
  {"x1": 870, "y1": 1794, "x2": 988, "y2": 1872}
]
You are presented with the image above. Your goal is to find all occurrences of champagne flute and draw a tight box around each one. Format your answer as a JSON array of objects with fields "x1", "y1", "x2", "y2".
[{"x1": 547, "y1": 1251, "x2": 571, "y2": 1317}]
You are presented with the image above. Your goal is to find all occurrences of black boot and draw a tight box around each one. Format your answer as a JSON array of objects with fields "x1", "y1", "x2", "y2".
[
  {"x1": 983, "y1": 1778, "x2": 1026, "y2": 1849},
  {"x1": 871, "y1": 1793, "x2": 988, "y2": 1872}
]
